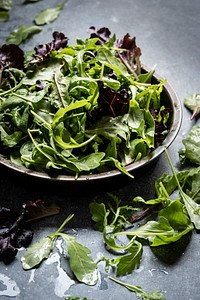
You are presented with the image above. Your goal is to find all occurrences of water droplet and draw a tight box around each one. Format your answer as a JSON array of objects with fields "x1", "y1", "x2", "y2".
[
  {"x1": 28, "y1": 269, "x2": 36, "y2": 283},
  {"x1": 148, "y1": 268, "x2": 168, "y2": 276},
  {"x1": 0, "y1": 273, "x2": 20, "y2": 297},
  {"x1": 45, "y1": 252, "x2": 75, "y2": 297}
]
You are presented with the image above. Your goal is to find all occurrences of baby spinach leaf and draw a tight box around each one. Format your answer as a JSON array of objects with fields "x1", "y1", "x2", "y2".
[
  {"x1": 59, "y1": 233, "x2": 98, "y2": 286},
  {"x1": 34, "y1": 1, "x2": 67, "y2": 25},
  {"x1": 21, "y1": 236, "x2": 55, "y2": 270},
  {"x1": 95, "y1": 47, "x2": 129, "y2": 77},
  {"x1": 179, "y1": 125, "x2": 200, "y2": 165},
  {"x1": 184, "y1": 93, "x2": 200, "y2": 119},
  {"x1": 108, "y1": 276, "x2": 166, "y2": 300},
  {"x1": 6, "y1": 25, "x2": 42, "y2": 45}
]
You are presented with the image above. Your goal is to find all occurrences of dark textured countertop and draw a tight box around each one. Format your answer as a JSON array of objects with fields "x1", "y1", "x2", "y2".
[{"x1": 1, "y1": 0, "x2": 200, "y2": 299}]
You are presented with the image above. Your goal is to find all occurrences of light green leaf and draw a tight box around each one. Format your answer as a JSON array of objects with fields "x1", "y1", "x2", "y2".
[
  {"x1": 21, "y1": 236, "x2": 55, "y2": 270},
  {"x1": 34, "y1": 1, "x2": 67, "y2": 25},
  {"x1": 184, "y1": 93, "x2": 200, "y2": 118},
  {"x1": 179, "y1": 126, "x2": 200, "y2": 165},
  {"x1": 6, "y1": 25, "x2": 42, "y2": 45}
]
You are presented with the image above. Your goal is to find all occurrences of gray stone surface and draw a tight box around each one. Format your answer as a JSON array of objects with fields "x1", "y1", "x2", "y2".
[{"x1": 1, "y1": 0, "x2": 200, "y2": 299}]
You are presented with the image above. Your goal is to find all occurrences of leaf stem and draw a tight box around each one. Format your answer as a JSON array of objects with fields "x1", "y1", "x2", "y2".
[
  {"x1": 55, "y1": 214, "x2": 74, "y2": 234},
  {"x1": 53, "y1": 73, "x2": 66, "y2": 108},
  {"x1": 0, "y1": 80, "x2": 23, "y2": 96},
  {"x1": 108, "y1": 276, "x2": 141, "y2": 293}
]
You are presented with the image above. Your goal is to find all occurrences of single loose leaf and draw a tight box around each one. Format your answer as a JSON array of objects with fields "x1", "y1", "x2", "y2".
[
  {"x1": 115, "y1": 242, "x2": 143, "y2": 276},
  {"x1": 179, "y1": 126, "x2": 200, "y2": 165},
  {"x1": 21, "y1": 236, "x2": 55, "y2": 269},
  {"x1": 89, "y1": 202, "x2": 107, "y2": 231},
  {"x1": 60, "y1": 233, "x2": 98, "y2": 285},
  {"x1": 6, "y1": 25, "x2": 42, "y2": 45},
  {"x1": 34, "y1": 1, "x2": 67, "y2": 25},
  {"x1": 184, "y1": 94, "x2": 200, "y2": 119},
  {"x1": 108, "y1": 276, "x2": 166, "y2": 300}
]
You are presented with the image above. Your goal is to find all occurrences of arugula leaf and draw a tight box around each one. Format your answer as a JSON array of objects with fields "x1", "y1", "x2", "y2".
[
  {"x1": 166, "y1": 149, "x2": 200, "y2": 230},
  {"x1": 5, "y1": 25, "x2": 42, "y2": 45},
  {"x1": 155, "y1": 166, "x2": 200, "y2": 204},
  {"x1": 59, "y1": 234, "x2": 98, "y2": 286},
  {"x1": 34, "y1": 1, "x2": 67, "y2": 25},
  {"x1": 108, "y1": 276, "x2": 166, "y2": 300},
  {"x1": 114, "y1": 242, "x2": 143, "y2": 276},
  {"x1": 21, "y1": 214, "x2": 97, "y2": 285},
  {"x1": 52, "y1": 99, "x2": 88, "y2": 128},
  {"x1": 179, "y1": 126, "x2": 200, "y2": 165}
]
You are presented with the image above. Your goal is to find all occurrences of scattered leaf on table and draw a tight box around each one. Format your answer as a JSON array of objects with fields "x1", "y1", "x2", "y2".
[
  {"x1": 26, "y1": 200, "x2": 60, "y2": 222},
  {"x1": 60, "y1": 233, "x2": 98, "y2": 285},
  {"x1": 179, "y1": 125, "x2": 200, "y2": 165},
  {"x1": 5, "y1": 25, "x2": 42, "y2": 45},
  {"x1": 34, "y1": 1, "x2": 67, "y2": 25},
  {"x1": 184, "y1": 93, "x2": 200, "y2": 119},
  {"x1": 21, "y1": 236, "x2": 55, "y2": 269}
]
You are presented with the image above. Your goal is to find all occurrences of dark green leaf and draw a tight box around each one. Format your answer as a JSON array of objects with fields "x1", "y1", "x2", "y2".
[
  {"x1": 115, "y1": 242, "x2": 143, "y2": 276},
  {"x1": 60, "y1": 233, "x2": 98, "y2": 286},
  {"x1": 89, "y1": 202, "x2": 107, "y2": 231},
  {"x1": 0, "y1": 11, "x2": 9, "y2": 21}
]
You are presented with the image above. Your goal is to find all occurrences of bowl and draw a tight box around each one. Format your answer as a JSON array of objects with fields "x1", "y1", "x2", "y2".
[{"x1": 0, "y1": 65, "x2": 182, "y2": 185}]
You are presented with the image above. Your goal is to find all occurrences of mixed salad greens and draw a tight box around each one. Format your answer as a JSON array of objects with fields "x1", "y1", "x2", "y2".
[{"x1": 0, "y1": 27, "x2": 170, "y2": 178}]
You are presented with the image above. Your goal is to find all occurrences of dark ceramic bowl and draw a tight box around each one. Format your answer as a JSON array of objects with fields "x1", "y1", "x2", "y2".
[{"x1": 0, "y1": 66, "x2": 182, "y2": 185}]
